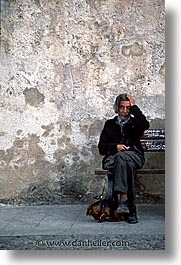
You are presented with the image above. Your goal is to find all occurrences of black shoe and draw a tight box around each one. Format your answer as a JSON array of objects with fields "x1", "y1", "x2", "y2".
[
  {"x1": 128, "y1": 212, "x2": 138, "y2": 224},
  {"x1": 128, "y1": 204, "x2": 138, "y2": 224}
]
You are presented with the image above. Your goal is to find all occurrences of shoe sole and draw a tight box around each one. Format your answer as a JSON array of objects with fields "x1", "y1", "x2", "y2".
[{"x1": 128, "y1": 220, "x2": 138, "y2": 224}]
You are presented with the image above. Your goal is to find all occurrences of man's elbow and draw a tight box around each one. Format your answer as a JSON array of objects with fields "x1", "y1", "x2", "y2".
[
  {"x1": 145, "y1": 120, "x2": 150, "y2": 130},
  {"x1": 98, "y1": 148, "x2": 106, "y2": 156}
]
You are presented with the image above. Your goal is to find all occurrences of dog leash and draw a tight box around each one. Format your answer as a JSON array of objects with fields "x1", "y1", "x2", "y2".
[{"x1": 99, "y1": 177, "x2": 107, "y2": 200}]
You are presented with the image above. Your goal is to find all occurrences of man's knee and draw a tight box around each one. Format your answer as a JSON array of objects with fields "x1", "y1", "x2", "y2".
[
  {"x1": 114, "y1": 152, "x2": 127, "y2": 168},
  {"x1": 114, "y1": 152, "x2": 126, "y2": 164}
]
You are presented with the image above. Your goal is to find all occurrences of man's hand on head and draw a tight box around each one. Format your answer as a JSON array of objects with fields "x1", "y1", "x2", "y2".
[{"x1": 127, "y1": 94, "x2": 136, "y2": 106}]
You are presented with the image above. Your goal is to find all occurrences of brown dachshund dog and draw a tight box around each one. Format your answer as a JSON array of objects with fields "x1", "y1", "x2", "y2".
[{"x1": 86, "y1": 199, "x2": 128, "y2": 223}]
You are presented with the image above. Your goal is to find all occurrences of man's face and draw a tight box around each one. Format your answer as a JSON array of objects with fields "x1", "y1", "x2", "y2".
[{"x1": 118, "y1": 100, "x2": 131, "y2": 120}]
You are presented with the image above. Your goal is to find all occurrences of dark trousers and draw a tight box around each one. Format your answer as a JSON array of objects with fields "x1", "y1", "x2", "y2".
[{"x1": 103, "y1": 151, "x2": 144, "y2": 204}]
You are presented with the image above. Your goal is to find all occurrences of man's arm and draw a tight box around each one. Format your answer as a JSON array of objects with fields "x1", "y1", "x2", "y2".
[
  {"x1": 98, "y1": 121, "x2": 118, "y2": 156},
  {"x1": 127, "y1": 94, "x2": 150, "y2": 130}
]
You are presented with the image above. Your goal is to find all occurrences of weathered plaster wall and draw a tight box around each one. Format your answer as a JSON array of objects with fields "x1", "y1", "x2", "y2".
[{"x1": 0, "y1": 0, "x2": 165, "y2": 204}]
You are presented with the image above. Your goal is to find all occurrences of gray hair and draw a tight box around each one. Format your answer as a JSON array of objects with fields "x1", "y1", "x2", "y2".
[{"x1": 113, "y1": 93, "x2": 130, "y2": 113}]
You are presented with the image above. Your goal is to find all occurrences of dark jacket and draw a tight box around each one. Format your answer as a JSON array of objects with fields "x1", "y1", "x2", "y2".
[{"x1": 98, "y1": 105, "x2": 150, "y2": 156}]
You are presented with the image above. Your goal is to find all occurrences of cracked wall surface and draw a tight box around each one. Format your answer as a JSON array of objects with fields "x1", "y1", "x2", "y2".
[{"x1": 0, "y1": 0, "x2": 165, "y2": 204}]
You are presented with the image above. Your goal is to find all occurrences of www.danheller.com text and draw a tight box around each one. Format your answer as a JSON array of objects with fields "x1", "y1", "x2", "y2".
[{"x1": 34, "y1": 239, "x2": 130, "y2": 248}]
